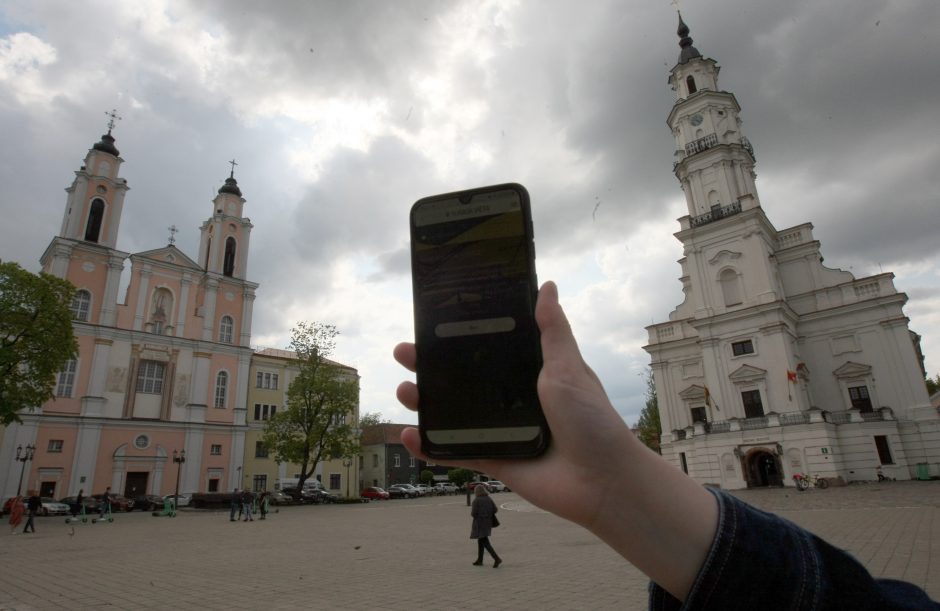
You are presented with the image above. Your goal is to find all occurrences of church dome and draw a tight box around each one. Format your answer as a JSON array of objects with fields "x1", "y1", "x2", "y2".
[
  {"x1": 677, "y1": 13, "x2": 702, "y2": 64},
  {"x1": 92, "y1": 133, "x2": 120, "y2": 157},
  {"x1": 218, "y1": 176, "x2": 242, "y2": 197}
]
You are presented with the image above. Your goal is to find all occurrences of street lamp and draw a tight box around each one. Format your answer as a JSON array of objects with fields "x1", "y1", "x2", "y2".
[
  {"x1": 15, "y1": 444, "x2": 36, "y2": 496},
  {"x1": 343, "y1": 458, "x2": 352, "y2": 498},
  {"x1": 172, "y1": 449, "x2": 186, "y2": 508}
]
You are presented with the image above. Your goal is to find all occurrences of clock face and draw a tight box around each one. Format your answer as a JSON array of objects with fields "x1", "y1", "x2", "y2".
[{"x1": 690, "y1": 114, "x2": 704, "y2": 126}]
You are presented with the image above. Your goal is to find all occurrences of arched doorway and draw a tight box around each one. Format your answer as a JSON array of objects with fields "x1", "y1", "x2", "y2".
[{"x1": 745, "y1": 449, "x2": 783, "y2": 488}]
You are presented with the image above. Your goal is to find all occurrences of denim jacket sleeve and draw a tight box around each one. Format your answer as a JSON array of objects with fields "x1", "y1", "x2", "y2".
[{"x1": 648, "y1": 487, "x2": 939, "y2": 611}]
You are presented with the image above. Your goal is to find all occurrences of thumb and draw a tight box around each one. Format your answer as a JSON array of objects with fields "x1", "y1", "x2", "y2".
[{"x1": 535, "y1": 281, "x2": 584, "y2": 368}]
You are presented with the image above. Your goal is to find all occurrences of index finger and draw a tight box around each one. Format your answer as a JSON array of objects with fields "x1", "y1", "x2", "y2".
[{"x1": 393, "y1": 342, "x2": 416, "y2": 372}]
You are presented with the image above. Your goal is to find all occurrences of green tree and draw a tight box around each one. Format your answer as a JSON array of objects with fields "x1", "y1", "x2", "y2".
[
  {"x1": 359, "y1": 411, "x2": 389, "y2": 427},
  {"x1": 420, "y1": 469, "x2": 434, "y2": 486},
  {"x1": 926, "y1": 373, "x2": 940, "y2": 397},
  {"x1": 448, "y1": 468, "x2": 475, "y2": 488},
  {"x1": 634, "y1": 367, "x2": 662, "y2": 454},
  {"x1": 261, "y1": 322, "x2": 359, "y2": 491},
  {"x1": 0, "y1": 262, "x2": 78, "y2": 425}
]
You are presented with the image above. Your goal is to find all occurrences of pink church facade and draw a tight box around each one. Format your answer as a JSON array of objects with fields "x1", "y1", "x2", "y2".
[{"x1": 0, "y1": 128, "x2": 257, "y2": 500}]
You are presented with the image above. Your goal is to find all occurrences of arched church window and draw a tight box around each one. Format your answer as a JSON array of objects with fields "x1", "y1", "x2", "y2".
[
  {"x1": 84, "y1": 199, "x2": 105, "y2": 242},
  {"x1": 150, "y1": 288, "x2": 174, "y2": 335},
  {"x1": 219, "y1": 315, "x2": 234, "y2": 344},
  {"x1": 223, "y1": 237, "x2": 236, "y2": 277},
  {"x1": 214, "y1": 371, "x2": 228, "y2": 408},
  {"x1": 686, "y1": 75, "x2": 697, "y2": 95},
  {"x1": 720, "y1": 268, "x2": 742, "y2": 307},
  {"x1": 70, "y1": 289, "x2": 91, "y2": 322}
]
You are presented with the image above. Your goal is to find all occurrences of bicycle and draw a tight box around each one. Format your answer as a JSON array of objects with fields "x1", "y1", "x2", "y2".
[{"x1": 793, "y1": 473, "x2": 829, "y2": 491}]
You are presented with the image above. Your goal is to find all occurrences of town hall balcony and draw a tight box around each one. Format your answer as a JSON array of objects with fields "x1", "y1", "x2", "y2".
[
  {"x1": 671, "y1": 406, "x2": 895, "y2": 440},
  {"x1": 690, "y1": 201, "x2": 742, "y2": 227}
]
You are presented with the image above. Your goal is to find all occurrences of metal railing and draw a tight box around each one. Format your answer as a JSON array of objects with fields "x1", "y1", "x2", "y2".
[
  {"x1": 740, "y1": 416, "x2": 769, "y2": 430},
  {"x1": 779, "y1": 412, "x2": 810, "y2": 426},
  {"x1": 685, "y1": 133, "x2": 718, "y2": 156},
  {"x1": 691, "y1": 201, "x2": 742, "y2": 227}
]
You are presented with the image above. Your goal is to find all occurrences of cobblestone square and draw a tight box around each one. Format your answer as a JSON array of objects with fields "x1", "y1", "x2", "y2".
[{"x1": 1, "y1": 481, "x2": 937, "y2": 610}]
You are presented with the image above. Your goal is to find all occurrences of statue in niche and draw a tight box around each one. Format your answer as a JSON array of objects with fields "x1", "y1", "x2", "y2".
[{"x1": 174, "y1": 374, "x2": 190, "y2": 407}]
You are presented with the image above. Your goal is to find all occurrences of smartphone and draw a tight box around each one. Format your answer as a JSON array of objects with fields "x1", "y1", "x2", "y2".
[{"x1": 409, "y1": 183, "x2": 549, "y2": 459}]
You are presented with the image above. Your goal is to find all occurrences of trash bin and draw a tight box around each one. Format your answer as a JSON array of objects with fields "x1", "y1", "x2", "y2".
[{"x1": 915, "y1": 463, "x2": 930, "y2": 480}]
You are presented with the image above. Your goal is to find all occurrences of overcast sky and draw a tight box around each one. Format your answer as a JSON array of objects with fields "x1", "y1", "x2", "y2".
[{"x1": 1, "y1": 0, "x2": 938, "y2": 425}]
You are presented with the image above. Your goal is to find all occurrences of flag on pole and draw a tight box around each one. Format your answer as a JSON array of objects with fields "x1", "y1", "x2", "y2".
[
  {"x1": 704, "y1": 385, "x2": 719, "y2": 410},
  {"x1": 787, "y1": 370, "x2": 797, "y2": 401}
]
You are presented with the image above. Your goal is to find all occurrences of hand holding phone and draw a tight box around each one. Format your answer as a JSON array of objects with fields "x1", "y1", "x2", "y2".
[{"x1": 409, "y1": 183, "x2": 549, "y2": 458}]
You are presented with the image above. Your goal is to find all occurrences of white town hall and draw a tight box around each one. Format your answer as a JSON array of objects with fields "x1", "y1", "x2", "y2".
[{"x1": 643, "y1": 16, "x2": 938, "y2": 489}]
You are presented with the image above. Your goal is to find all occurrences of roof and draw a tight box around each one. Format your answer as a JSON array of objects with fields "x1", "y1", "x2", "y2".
[
  {"x1": 253, "y1": 347, "x2": 358, "y2": 374},
  {"x1": 360, "y1": 424, "x2": 410, "y2": 447}
]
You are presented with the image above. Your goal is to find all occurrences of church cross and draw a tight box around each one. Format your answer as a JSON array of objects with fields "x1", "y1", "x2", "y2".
[
  {"x1": 228, "y1": 158, "x2": 238, "y2": 178},
  {"x1": 105, "y1": 109, "x2": 122, "y2": 134},
  {"x1": 168, "y1": 225, "x2": 178, "y2": 246}
]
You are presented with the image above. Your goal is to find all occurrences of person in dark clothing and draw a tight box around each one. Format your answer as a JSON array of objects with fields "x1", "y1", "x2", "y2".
[
  {"x1": 470, "y1": 485, "x2": 501, "y2": 567},
  {"x1": 393, "y1": 281, "x2": 939, "y2": 610},
  {"x1": 241, "y1": 489, "x2": 254, "y2": 521},
  {"x1": 71, "y1": 489, "x2": 85, "y2": 518},
  {"x1": 23, "y1": 492, "x2": 41, "y2": 533},
  {"x1": 230, "y1": 488, "x2": 240, "y2": 521},
  {"x1": 99, "y1": 486, "x2": 111, "y2": 518}
]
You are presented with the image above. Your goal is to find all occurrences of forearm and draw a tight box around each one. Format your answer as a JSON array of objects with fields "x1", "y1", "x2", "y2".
[{"x1": 586, "y1": 433, "x2": 718, "y2": 602}]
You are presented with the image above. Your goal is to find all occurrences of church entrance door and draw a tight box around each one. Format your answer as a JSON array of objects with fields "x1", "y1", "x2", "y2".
[{"x1": 745, "y1": 450, "x2": 783, "y2": 488}]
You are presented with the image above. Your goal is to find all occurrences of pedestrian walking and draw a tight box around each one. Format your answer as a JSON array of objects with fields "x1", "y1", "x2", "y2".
[
  {"x1": 230, "y1": 488, "x2": 240, "y2": 522},
  {"x1": 258, "y1": 491, "x2": 269, "y2": 520},
  {"x1": 470, "y1": 484, "x2": 502, "y2": 568},
  {"x1": 241, "y1": 489, "x2": 254, "y2": 521},
  {"x1": 23, "y1": 492, "x2": 41, "y2": 533},
  {"x1": 71, "y1": 489, "x2": 85, "y2": 518},
  {"x1": 99, "y1": 486, "x2": 112, "y2": 519},
  {"x1": 8, "y1": 495, "x2": 25, "y2": 534}
]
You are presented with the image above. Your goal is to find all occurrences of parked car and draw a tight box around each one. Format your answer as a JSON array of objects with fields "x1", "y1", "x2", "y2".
[
  {"x1": 360, "y1": 487, "x2": 389, "y2": 501},
  {"x1": 388, "y1": 484, "x2": 419, "y2": 499},
  {"x1": 93, "y1": 493, "x2": 134, "y2": 512},
  {"x1": 281, "y1": 487, "x2": 319, "y2": 504},
  {"x1": 435, "y1": 482, "x2": 458, "y2": 495},
  {"x1": 413, "y1": 484, "x2": 431, "y2": 496},
  {"x1": 313, "y1": 489, "x2": 339, "y2": 503},
  {"x1": 266, "y1": 490, "x2": 294, "y2": 505},
  {"x1": 133, "y1": 494, "x2": 165, "y2": 511},
  {"x1": 485, "y1": 480, "x2": 508, "y2": 492},
  {"x1": 59, "y1": 496, "x2": 101, "y2": 515},
  {"x1": 163, "y1": 493, "x2": 192, "y2": 508},
  {"x1": 39, "y1": 497, "x2": 70, "y2": 516}
]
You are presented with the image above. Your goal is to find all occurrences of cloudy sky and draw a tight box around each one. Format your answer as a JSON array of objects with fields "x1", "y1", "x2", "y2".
[{"x1": 1, "y1": 0, "x2": 938, "y2": 425}]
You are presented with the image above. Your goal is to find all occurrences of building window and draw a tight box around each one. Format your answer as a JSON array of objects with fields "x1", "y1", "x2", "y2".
[
  {"x1": 208, "y1": 478, "x2": 219, "y2": 493},
  {"x1": 256, "y1": 372, "x2": 279, "y2": 390},
  {"x1": 255, "y1": 441, "x2": 269, "y2": 458},
  {"x1": 720, "y1": 268, "x2": 742, "y2": 306},
  {"x1": 47, "y1": 439, "x2": 64, "y2": 453},
  {"x1": 686, "y1": 75, "x2": 697, "y2": 95},
  {"x1": 874, "y1": 436, "x2": 893, "y2": 465},
  {"x1": 848, "y1": 386, "x2": 873, "y2": 413},
  {"x1": 210, "y1": 444, "x2": 222, "y2": 456},
  {"x1": 136, "y1": 361, "x2": 165, "y2": 394},
  {"x1": 393, "y1": 454, "x2": 400, "y2": 468},
  {"x1": 409, "y1": 456, "x2": 415, "y2": 468},
  {"x1": 149, "y1": 288, "x2": 173, "y2": 336},
  {"x1": 253, "y1": 474, "x2": 267, "y2": 492},
  {"x1": 254, "y1": 404, "x2": 277, "y2": 421},
  {"x1": 214, "y1": 371, "x2": 228, "y2": 408},
  {"x1": 372, "y1": 454, "x2": 379, "y2": 468},
  {"x1": 134, "y1": 435, "x2": 150, "y2": 450},
  {"x1": 332, "y1": 413, "x2": 346, "y2": 426},
  {"x1": 223, "y1": 237, "x2": 236, "y2": 277},
  {"x1": 741, "y1": 390, "x2": 764, "y2": 418},
  {"x1": 731, "y1": 340, "x2": 754, "y2": 356},
  {"x1": 219, "y1": 316, "x2": 234, "y2": 344},
  {"x1": 56, "y1": 358, "x2": 78, "y2": 397},
  {"x1": 84, "y1": 198, "x2": 105, "y2": 242},
  {"x1": 690, "y1": 406, "x2": 707, "y2": 424},
  {"x1": 70, "y1": 290, "x2": 91, "y2": 321},
  {"x1": 329, "y1": 474, "x2": 341, "y2": 490}
]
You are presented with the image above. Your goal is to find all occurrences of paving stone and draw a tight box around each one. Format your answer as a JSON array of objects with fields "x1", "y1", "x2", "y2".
[{"x1": 0, "y1": 481, "x2": 936, "y2": 608}]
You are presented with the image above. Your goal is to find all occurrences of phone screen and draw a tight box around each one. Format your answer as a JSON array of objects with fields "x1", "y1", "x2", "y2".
[{"x1": 410, "y1": 184, "x2": 547, "y2": 457}]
